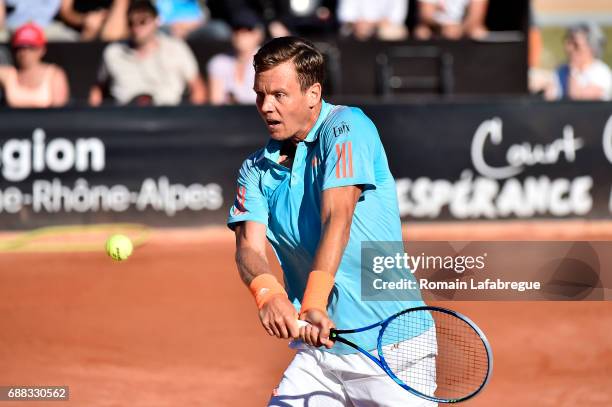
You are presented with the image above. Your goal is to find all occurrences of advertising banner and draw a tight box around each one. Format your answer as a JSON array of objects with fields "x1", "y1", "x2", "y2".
[{"x1": 0, "y1": 101, "x2": 611, "y2": 229}]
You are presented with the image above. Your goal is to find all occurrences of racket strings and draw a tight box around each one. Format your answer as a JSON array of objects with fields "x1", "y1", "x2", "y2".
[{"x1": 380, "y1": 310, "x2": 489, "y2": 401}]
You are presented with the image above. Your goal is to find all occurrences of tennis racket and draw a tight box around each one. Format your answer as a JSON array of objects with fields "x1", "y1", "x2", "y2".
[{"x1": 297, "y1": 306, "x2": 492, "y2": 403}]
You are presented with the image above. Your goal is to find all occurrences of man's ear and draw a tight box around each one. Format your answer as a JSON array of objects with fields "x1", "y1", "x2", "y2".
[{"x1": 307, "y1": 82, "x2": 322, "y2": 108}]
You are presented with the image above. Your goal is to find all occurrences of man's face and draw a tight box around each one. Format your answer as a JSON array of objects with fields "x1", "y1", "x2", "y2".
[
  {"x1": 128, "y1": 10, "x2": 158, "y2": 45},
  {"x1": 254, "y1": 61, "x2": 318, "y2": 141},
  {"x1": 565, "y1": 31, "x2": 594, "y2": 63}
]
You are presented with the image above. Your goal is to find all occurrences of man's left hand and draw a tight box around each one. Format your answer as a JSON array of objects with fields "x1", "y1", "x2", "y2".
[{"x1": 299, "y1": 309, "x2": 335, "y2": 349}]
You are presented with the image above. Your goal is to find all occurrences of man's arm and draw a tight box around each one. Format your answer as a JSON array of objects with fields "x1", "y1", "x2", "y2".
[
  {"x1": 100, "y1": 0, "x2": 129, "y2": 41},
  {"x1": 414, "y1": 1, "x2": 439, "y2": 40},
  {"x1": 89, "y1": 85, "x2": 103, "y2": 106},
  {"x1": 188, "y1": 75, "x2": 207, "y2": 105},
  {"x1": 234, "y1": 221, "x2": 299, "y2": 339},
  {"x1": 463, "y1": 0, "x2": 488, "y2": 39},
  {"x1": 311, "y1": 185, "x2": 362, "y2": 275},
  {"x1": 50, "y1": 66, "x2": 70, "y2": 107},
  {"x1": 568, "y1": 79, "x2": 607, "y2": 100},
  {"x1": 417, "y1": 1, "x2": 439, "y2": 28},
  {"x1": 59, "y1": 0, "x2": 85, "y2": 28},
  {"x1": 299, "y1": 185, "x2": 362, "y2": 348}
]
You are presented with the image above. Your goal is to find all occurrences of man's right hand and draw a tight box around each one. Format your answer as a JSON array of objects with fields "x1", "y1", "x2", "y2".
[{"x1": 259, "y1": 294, "x2": 300, "y2": 339}]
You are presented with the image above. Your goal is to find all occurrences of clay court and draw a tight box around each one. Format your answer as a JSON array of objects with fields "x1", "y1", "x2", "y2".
[{"x1": 1, "y1": 221, "x2": 611, "y2": 407}]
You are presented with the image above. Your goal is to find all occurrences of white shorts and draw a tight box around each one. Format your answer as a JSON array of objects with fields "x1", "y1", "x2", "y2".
[{"x1": 268, "y1": 326, "x2": 437, "y2": 407}]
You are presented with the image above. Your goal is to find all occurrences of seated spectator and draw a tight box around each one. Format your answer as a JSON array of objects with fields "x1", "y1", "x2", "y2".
[
  {"x1": 0, "y1": 23, "x2": 70, "y2": 108},
  {"x1": 207, "y1": 10, "x2": 263, "y2": 105},
  {"x1": 415, "y1": 0, "x2": 488, "y2": 40},
  {"x1": 337, "y1": 0, "x2": 408, "y2": 41},
  {"x1": 89, "y1": 0, "x2": 206, "y2": 107},
  {"x1": 157, "y1": 0, "x2": 231, "y2": 40},
  {"x1": 0, "y1": 0, "x2": 79, "y2": 41},
  {"x1": 545, "y1": 23, "x2": 611, "y2": 101},
  {"x1": 58, "y1": 0, "x2": 130, "y2": 41},
  {"x1": 207, "y1": 0, "x2": 293, "y2": 38}
]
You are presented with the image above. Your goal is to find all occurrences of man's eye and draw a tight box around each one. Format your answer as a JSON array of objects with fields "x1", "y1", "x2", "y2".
[{"x1": 275, "y1": 93, "x2": 285, "y2": 99}]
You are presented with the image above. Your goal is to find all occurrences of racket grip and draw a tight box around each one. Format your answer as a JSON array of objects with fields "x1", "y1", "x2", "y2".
[
  {"x1": 296, "y1": 320, "x2": 310, "y2": 328},
  {"x1": 295, "y1": 320, "x2": 338, "y2": 342}
]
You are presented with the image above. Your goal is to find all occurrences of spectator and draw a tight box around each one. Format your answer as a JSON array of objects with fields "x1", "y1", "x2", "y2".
[
  {"x1": 209, "y1": 0, "x2": 293, "y2": 38},
  {"x1": 156, "y1": 0, "x2": 231, "y2": 40},
  {"x1": 337, "y1": 0, "x2": 407, "y2": 41},
  {"x1": 0, "y1": 23, "x2": 70, "y2": 108},
  {"x1": 89, "y1": 0, "x2": 206, "y2": 106},
  {"x1": 414, "y1": 0, "x2": 488, "y2": 40},
  {"x1": 207, "y1": 10, "x2": 264, "y2": 105},
  {"x1": 58, "y1": 0, "x2": 130, "y2": 41},
  {"x1": 0, "y1": 0, "x2": 79, "y2": 41},
  {"x1": 546, "y1": 23, "x2": 611, "y2": 101}
]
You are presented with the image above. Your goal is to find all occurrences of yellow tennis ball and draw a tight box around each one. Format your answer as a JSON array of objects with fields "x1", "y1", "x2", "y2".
[{"x1": 105, "y1": 234, "x2": 133, "y2": 261}]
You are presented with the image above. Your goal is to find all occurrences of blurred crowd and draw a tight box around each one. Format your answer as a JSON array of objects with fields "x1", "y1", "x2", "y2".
[
  {"x1": 529, "y1": 21, "x2": 611, "y2": 101},
  {"x1": 0, "y1": 0, "x2": 609, "y2": 108}
]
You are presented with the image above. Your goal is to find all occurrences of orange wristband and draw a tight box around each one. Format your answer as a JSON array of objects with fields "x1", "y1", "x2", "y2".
[
  {"x1": 299, "y1": 270, "x2": 335, "y2": 316},
  {"x1": 249, "y1": 274, "x2": 287, "y2": 310}
]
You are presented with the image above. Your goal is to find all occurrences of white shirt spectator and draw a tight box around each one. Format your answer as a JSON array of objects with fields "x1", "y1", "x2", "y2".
[
  {"x1": 98, "y1": 34, "x2": 199, "y2": 105},
  {"x1": 207, "y1": 54, "x2": 256, "y2": 104},
  {"x1": 553, "y1": 59, "x2": 612, "y2": 101},
  {"x1": 418, "y1": 0, "x2": 485, "y2": 25},
  {"x1": 338, "y1": 0, "x2": 408, "y2": 26}
]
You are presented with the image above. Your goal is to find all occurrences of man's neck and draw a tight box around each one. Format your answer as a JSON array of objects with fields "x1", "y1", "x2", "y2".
[
  {"x1": 290, "y1": 102, "x2": 323, "y2": 144},
  {"x1": 133, "y1": 35, "x2": 159, "y2": 56},
  {"x1": 572, "y1": 56, "x2": 595, "y2": 71}
]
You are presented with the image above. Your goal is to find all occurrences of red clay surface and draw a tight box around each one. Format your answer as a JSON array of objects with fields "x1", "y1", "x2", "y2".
[{"x1": 0, "y1": 222, "x2": 611, "y2": 406}]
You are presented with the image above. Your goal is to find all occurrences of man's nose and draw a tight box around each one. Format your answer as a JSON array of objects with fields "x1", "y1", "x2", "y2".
[{"x1": 261, "y1": 95, "x2": 275, "y2": 112}]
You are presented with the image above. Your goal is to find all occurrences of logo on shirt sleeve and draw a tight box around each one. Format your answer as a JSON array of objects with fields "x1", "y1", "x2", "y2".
[
  {"x1": 333, "y1": 121, "x2": 351, "y2": 138},
  {"x1": 335, "y1": 141, "x2": 353, "y2": 179},
  {"x1": 233, "y1": 185, "x2": 248, "y2": 215}
]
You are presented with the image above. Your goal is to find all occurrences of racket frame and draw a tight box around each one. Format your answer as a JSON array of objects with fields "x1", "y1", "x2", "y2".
[{"x1": 330, "y1": 306, "x2": 494, "y2": 404}]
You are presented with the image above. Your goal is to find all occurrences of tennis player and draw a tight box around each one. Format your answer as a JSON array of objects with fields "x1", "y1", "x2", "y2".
[{"x1": 228, "y1": 37, "x2": 436, "y2": 406}]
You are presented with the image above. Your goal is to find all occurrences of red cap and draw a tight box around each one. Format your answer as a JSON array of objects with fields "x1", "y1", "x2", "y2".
[{"x1": 11, "y1": 23, "x2": 47, "y2": 48}]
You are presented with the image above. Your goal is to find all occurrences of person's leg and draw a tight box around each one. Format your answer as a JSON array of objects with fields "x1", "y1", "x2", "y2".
[
  {"x1": 341, "y1": 354, "x2": 437, "y2": 407},
  {"x1": 268, "y1": 348, "x2": 348, "y2": 407},
  {"x1": 328, "y1": 326, "x2": 438, "y2": 407}
]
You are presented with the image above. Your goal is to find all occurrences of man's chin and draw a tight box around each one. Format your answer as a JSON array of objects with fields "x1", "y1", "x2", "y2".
[{"x1": 269, "y1": 131, "x2": 289, "y2": 141}]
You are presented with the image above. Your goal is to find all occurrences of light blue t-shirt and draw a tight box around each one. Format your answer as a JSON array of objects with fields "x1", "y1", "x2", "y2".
[
  {"x1": 156, "y1": 0, "x2": 204, "y2": 25},
  {"x1": 6, "y1": 0, "x2": 61, "y2": 30},
  {"x1": 228, "y1": 101, "x2": 428, "y2": 354}
]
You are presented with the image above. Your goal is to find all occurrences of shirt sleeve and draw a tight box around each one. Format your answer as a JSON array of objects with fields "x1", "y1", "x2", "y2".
[
  {"x1": 227, "y1": 152, "x2": 269, "y2": 229},
  {"x1": 321, "y1": 107, "x2": 379, "y2": 192}
]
